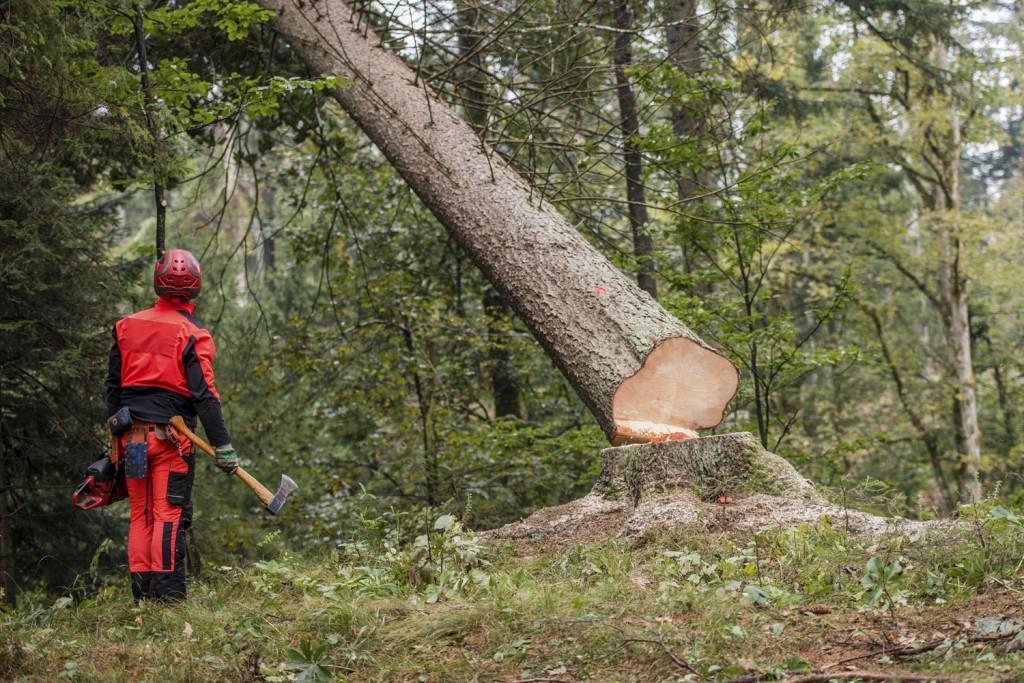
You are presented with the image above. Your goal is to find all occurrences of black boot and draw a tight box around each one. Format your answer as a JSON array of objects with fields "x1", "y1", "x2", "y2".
[{"x1": 130, "y1": 571, "x2": 155, "y2": 603}]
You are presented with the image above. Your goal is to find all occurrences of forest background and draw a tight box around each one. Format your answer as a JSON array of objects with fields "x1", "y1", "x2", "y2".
[{"x1": 1, "y1": 0, "x2": 1022, "y2": 606}]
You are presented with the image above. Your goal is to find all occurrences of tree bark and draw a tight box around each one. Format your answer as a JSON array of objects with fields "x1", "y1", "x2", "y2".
[
  {"x1": 665, "y1": 0, "x2": 703, "y2": 201},
  {"x1": 932, "y1": 39, "x2": 981, "y2": 504},
  {"x1": 612, "y1": 0, "x2": 657, "y2": 299},
  {"x1": 664, "y1": 0, "x2": 710, "y2": 283},
  {"x1": 258, "y1": 0, "x2": 737, "y2": 443},
  {"x1": 133, "y1": 2, "x2": 166, "y2": 256},
  {"x1": 592, "y1": 432, "x2": 819, "y2": 505},
  {"x1": 456, "y1": 0, "x2": 524, "y2": 419},
  {"x1": 261, "y1": 180, "x2": 277, "y2": 275}
]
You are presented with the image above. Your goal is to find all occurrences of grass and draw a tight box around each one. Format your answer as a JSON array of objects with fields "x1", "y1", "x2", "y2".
[{"x1": 1, "y1": 507, "x2": 1023, "y2": 682}]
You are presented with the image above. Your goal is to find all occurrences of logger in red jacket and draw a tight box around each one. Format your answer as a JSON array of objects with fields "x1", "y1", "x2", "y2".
[{"x1": 105, "y1": 249, "x2": 238, "y2": 602}]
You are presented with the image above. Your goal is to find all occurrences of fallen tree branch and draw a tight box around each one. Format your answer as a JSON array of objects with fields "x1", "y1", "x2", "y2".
[
  {"x1": 824, "y1": 626, "x2": 1023, "y2": 671},
  {"x1": 724, "y1": 672, "x2": 954, "y2": 683},
  {"x1": 783, "y1": 674, "x2": 954, "y2": 683},
  {"x1": 822, "y1": 637, "x2": 949, "y2": 670},
  {"x1": 621, "y1": 635, "x2": 702, "y2": 678}
]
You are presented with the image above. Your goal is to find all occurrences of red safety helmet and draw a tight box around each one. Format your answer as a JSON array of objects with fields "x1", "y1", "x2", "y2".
[{"x1": 154, "y1": 248, "x2": 202, "y2": 300}]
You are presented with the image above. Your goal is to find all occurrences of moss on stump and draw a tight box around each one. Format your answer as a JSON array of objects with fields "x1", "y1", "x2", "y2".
[{"x1": 592, "y1": 432, "x2": 820, "y2": 506}]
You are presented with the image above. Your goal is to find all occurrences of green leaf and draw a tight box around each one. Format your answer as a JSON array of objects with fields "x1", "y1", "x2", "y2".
[
  {"x1": 743, "y1": 584, "x2": 770, "y2": 606},
  {"x1": 990, "y1": 506, "x2": 1022, "y2": 527},
  {"x1": 433, "y1": 514, "x2": 456, "y2": 531}
]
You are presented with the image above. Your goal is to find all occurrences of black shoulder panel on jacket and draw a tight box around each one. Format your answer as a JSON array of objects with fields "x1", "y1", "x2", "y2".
[{"x1": 176, "y1": 309, "x2": 206, "y2": 329}]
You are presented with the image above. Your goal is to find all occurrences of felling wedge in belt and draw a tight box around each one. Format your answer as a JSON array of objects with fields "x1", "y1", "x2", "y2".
[{"x1": 169, "y1": 416, "x2": 298, "y2": 514}]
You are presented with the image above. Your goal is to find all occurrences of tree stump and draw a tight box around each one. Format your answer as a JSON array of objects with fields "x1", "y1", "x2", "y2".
[
  {"x1": 485, "y1": 433, "x2": 951, "y2": 549},
  {"x1": 592, "y1": 432, "x2": 818, "y2": 506}
]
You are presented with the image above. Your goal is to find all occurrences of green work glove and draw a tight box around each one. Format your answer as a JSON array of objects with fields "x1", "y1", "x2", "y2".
[{"x1": 214, "y1": 445, "x2": 239, "y2": 475}]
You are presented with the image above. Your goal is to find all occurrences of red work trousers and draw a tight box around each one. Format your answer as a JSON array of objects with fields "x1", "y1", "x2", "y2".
[{"x1": 124, "y1": 426, "x2": 195, "y2": 601}]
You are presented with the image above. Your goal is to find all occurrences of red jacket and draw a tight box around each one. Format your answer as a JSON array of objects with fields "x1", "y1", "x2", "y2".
[{"x1": 105, "y1": 297, "x2": 231, "y2": 447}]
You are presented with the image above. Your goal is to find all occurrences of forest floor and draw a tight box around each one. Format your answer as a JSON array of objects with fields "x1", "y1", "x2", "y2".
[{"x1": 1, "y1": 509, "x2": 1022, "y2": 682}]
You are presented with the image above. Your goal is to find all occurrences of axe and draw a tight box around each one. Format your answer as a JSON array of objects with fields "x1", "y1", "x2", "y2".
[{"x1": 169, "y1": 416, "x2": 297, "y2": 514}]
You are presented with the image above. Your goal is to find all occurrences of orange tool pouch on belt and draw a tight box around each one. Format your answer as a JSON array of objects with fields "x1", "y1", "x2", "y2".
[
  {"x1": 124, "y1": 422, "x2": 149, "y2": 480},
  {"x1": 109, "y1": 433, "x2": 123, "y2": 467},
  {"x1": 107, "y1": 405, "x2": 132, "y2": 468}
]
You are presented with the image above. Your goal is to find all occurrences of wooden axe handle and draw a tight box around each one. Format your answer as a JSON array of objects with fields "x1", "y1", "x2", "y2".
[{"x1": 168, "y1": 416, "x2": 274, "y2": 507}]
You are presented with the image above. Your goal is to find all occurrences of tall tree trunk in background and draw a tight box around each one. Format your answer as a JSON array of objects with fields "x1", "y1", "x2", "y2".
[
  {"x1": 0, "y1": 443, "x2": 15, "y2": 607},
  {"x1": 218, "y1": 121, "x2": 253, "y2": 302},
  {"x1": 992, "y1": 364, "x2": 1016, "y2": 457},
  {"x1": 134, "y1": 2, "x2": 166, "y2": 256},
  {"x1": 457, "y1": 0, "x2": 524, "y2": 419},
  {"x1": 401, "y1": 320, "x2": 441, "y2": 506},
  {"x1": 612, "y1": 0, "x2": 657, "y2": 298},
  {"x1": 665, "y1": 0, "x2": 705, "y2": 275},
  {"x1": 247, "y1": 164, "x2": 276, "y2": 284},
  {"x1": 866, "y1": 307, "x2": 954, "y2": 511},
  {"x1": 261, "y1": 181, "x2": 277, "y2": 275},
  {"x1": 257, "y1": 0, "x2": 738, "y2": 443},
  {"x1": 933, "y1": 39, "x2": 982, "y2": 504}
]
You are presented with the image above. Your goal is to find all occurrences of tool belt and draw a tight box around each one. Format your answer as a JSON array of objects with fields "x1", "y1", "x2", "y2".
[
  {"x1": 72, "y1": 409, "x2": 186, "y2": 510},
  {"x1": 128, "y1": 421, "x2": 173, "y2": 441},
  {"x1": 124, "y1": 420, "x2": 180, "y2": 479}
]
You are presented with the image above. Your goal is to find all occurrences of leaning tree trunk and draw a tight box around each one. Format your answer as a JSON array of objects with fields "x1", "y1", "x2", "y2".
[{"x1": 259, "y1": 0, "x2": 738, "y2": 443}]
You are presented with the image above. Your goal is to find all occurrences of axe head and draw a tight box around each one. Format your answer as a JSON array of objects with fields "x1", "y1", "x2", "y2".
[{"x1": 266, "y1": 474, "x2": 298, "y2": 514}]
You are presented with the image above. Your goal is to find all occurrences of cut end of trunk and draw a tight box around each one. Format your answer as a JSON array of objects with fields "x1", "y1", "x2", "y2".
[
  {"x1": 612, "y1": 336, "x2": 738, "y2": 441},
  {"x1": 611, "y1": 421, "x2": 698, "y2": 446}
]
